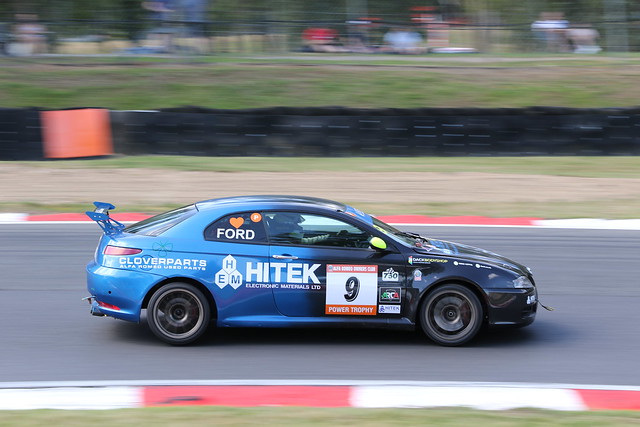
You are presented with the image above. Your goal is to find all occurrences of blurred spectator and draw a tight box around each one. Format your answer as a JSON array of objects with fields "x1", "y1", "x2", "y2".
[
  {"x1": 142, "y1": 1, "x2": 175, "y2": 21},
  {"x1": 301, "y1": 27, "x2": 346, "y2": 52},
  {"x1": 531, "y1": 13, "x2": 549, "y2": 50},
  {"x1": 531, "y1": 12, "x2": 569, "y2": 52},
  {"x1": 10, "y1": 14, "x2": 48, "y2": 56},
  {"x1": 382, "y1": 27, "x2": 425, "y2": 54},
  {"x1": 344, "y1": 31, "x2": 372, "y2": 52},
  {"x1": 344, "y1": 18, "x2": 379, "y2": 53},
  {"x1": 0, "y1": 23, "x2": 8, "y2": 55},
  {"x1": 567, "y1": 24, "x2": 601, "y2": 54},
  {"x1": 140, "y1": 0, "x2": 207, "y2": 51},
  {"x1": 140, "y1": 0, "x2": 177, "y2": 53},
  {"x1": 181, "y1": 0, "x2": 208, "y2": 35}
]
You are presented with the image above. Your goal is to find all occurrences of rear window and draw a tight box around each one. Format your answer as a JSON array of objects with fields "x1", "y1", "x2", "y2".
[{"x1": 125, "y1": 205, "x2": 197, "y2": 236}]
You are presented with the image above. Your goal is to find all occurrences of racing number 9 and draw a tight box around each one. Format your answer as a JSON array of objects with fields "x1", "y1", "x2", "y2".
[{"x1": 344, "y1": 276, "x2": 360, "y2": 302}]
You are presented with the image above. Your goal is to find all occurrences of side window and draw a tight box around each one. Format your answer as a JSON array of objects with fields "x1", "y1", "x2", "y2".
[
  {"x1": 205, "y1": 212, "x2": 267, "y2": 244},
  {"x1": 265, "y1": 212, "x2": 373, "y2": 248}
]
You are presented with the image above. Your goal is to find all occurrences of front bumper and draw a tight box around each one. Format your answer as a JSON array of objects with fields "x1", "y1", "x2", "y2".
[{"x1": 486, "y1": 287, "x2": 537, "y2": 327}]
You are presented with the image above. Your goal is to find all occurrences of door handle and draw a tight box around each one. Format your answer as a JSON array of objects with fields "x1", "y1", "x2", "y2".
[{"x1": 272, "y1": 254, "x2": 299, "y2": 260}]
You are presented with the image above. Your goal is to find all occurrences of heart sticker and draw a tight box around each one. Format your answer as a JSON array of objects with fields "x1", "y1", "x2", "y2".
[{"x1": 229, "y1": 217, "x2": 244, "y2": 229}]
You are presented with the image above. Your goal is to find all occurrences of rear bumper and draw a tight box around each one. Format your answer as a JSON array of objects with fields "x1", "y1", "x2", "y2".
[
  {"x1": 82, "y1": 296, "x2": 109, "y2": 318},
  {"x1": 86, "y1": 261, "x2": 164, "y2": 323}
]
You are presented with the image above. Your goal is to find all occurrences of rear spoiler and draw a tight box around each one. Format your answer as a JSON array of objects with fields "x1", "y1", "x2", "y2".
[{"x1": 85, "y1": 202, "x2": 125, "y2": 235}]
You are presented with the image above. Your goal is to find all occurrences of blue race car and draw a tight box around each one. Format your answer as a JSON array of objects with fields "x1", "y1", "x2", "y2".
[{"x1": 85, "y1": 195, "x2": 538, "y2": 346}]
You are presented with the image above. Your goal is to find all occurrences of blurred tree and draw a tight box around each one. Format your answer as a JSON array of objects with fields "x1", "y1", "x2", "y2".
[
  {"x1": 0, "y1": 0, "x2": 623, "y2": 26},
  {"x1": 118, "y1": 0, "x2": 146, "y2": 41}
]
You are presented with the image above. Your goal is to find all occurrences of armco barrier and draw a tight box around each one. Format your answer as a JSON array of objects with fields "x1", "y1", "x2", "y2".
[{"x1": 111, "y1": 107, "x2": 640, "y2": 156}]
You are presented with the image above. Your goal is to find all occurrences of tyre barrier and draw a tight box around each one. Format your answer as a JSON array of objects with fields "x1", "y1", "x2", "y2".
[
  {"x1": 1, "y1": 106, "x2": 640, "y2": 160},
  {"x1": 0, "y1": 108, "x2": 43, "y2": 160},
  {"x1": 114, "y1": 107, "x2": 640, "y2": 156},
  {"x1": 0, "y1": 107, "x2": 112, "y2": 160}
]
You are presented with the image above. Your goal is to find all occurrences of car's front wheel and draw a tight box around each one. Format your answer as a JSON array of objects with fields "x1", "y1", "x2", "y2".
[
  {"x1": 147, "y1": 282, "x2": 210, "y2": 345},
  {"x1": 420, "y1": 284, "x2": 483, "y2": 346}
]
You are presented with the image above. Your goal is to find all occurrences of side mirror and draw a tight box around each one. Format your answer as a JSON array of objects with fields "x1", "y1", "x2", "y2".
[{"x1": 369, "y1": 236, "x2": 387, "y2": 251}]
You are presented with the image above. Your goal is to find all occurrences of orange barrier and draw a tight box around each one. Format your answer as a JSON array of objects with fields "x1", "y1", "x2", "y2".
[{"x1": 41, "y1": 108, "x2": 113, "y2": 158}]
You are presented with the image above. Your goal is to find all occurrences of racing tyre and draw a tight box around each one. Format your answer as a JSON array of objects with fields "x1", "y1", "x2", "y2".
[
  {"x1": 420, "y1": 284, "x2": 483, "y2": 346},
  {"x1": 147, "y1": 282, "x2": 210, "y2": 345}
]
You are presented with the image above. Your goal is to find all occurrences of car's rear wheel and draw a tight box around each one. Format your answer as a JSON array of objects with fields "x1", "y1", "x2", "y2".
[
  {"x1": 147, "y1": 282, "x2": 210, "y2": 345},
  {"x1": 420, "y1": 284, "x2": 483, "y2": 346}
]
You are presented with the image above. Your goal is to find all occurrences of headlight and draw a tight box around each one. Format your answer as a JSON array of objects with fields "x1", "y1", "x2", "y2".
[{"x1": 513, "y1": 275, "x2": 534, "y2": 289}]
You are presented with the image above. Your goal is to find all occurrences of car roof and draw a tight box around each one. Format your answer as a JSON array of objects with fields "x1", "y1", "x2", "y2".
[{"x1": 195, "y1": 195, "x2": 348, "y2": 213}]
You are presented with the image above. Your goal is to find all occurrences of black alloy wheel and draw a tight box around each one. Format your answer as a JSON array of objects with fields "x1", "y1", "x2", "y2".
[
  {"x1": 147, "y1": 282, "x2": 210, "y2": 345},
  {"x1": 421, "y1": 284, "x2": 483, "y2": 346}
]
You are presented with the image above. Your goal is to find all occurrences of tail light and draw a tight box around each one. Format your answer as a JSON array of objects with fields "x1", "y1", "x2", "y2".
[
  {"x1": 97, "y1": 301, "x2": 120, "y2": 311},
  {"x1": 104, "y1": 245, "x2": 142, "y2": 256}
]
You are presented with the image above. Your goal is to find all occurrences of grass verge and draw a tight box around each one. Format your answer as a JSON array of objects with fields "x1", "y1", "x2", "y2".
[
  {"x1": 3, "y1": 55, "x2": 640, "y2": 109},
  {"x1": 8, "y1": 155, "x2": 640, "y2": 178},
  {"x1": 1, "y1": 406, "x2": 640, "y2": 426}
]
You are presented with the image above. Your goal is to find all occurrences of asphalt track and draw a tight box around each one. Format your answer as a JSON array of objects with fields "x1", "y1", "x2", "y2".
[{"x1": 1, "y1": 224, "x2": 640, "y2": 387}]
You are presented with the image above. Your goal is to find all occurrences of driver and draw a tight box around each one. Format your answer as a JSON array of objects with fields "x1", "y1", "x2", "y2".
[{"x1": 268, "y1": 213, "x2": 329, "y2": 245}]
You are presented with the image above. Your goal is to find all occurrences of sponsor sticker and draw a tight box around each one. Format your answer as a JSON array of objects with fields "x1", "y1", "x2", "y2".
[
  {"x1": 216, "y1": 215, "x2": 253, "y2": 240},
  {"x1": 379, "y1": 287, "x2": 401, "y2": 303},
  {"x1": 326, "y1": 265, "x2": 377, "y2": 315},
  {"x1": 214, "y1": 255, "x2": 243, "y2": 289},
  {"x1": 118, "y1": 256, "x2": 207, "y2": 271},
  {"x1": 378, "y1": 304, "x2": 401, "y2": 314},
  {"x1": 256, "y1": 261, "x2": 321, "y2": 284},
  {"x1": 229, "y1": 217, "x2": 244, "y2": 228},
  {"x1": 453, "y1": 260, "x2": 474, "y2": 267},
  {"x1": 381, "y1": 267, "x2": 400, "y2": 281},
  {"x1": 215, "y1": 228, "x2": 256, "y2": 240},
  {"x1": 213, "y1": 254, "x2": 322, "y2": 291},
  {"x1": 408, "y1": 256, "x2": 448, "y2": 265},
  {"x1": 413, "y1": 269, "x2": 422, "y2": 281},
  {"x1": 152, "y1": 241, "x2": 173, "y2": 257},
  {"x1": 213, "y1": 213, "x2": 265, "y2": 242}
]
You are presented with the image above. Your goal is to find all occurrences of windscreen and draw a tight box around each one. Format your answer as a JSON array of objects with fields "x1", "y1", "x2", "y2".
[{"x1": 372, "y1": 216, "x2": 421, "y2": 246}]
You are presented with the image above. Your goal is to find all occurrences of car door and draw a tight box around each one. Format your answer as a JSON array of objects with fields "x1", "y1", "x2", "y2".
[
  {"x1": 265, "y1": 211, "x2": 407, "y2": 318},
  {"x1": 203, "y1": 211, "x2": 276, "y2": 319}
]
